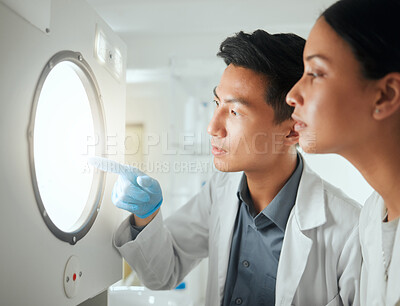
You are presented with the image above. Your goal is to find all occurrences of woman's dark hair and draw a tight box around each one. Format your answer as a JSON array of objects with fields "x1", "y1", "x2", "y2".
[
  {"x1": 217, "y1": 30, "x2": 305, "y2": 124},
  {"x1": 322, "y1": 0, "x2": 400, "y2": 80}
]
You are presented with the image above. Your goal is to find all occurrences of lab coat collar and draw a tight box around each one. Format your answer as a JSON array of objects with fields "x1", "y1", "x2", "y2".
[
  {"x1": 216, "y1": 157, "x2": 328, "y2": 302},
  {"x1": 275, "y1": 158, "x2": 327, "y2": 304},
  {"x1": 293, "y1": 159, "x2": 327, "y2": 231},
  {"x1": 216, "y1": 171, "x2": 242, "y2": 300}
]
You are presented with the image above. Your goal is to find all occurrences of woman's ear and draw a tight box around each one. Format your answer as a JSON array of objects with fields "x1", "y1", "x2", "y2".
[{"x1": 373, "y1": 73, "x2": 400, "y2": 120}]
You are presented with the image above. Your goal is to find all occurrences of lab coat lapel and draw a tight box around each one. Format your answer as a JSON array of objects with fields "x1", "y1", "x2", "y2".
[
  {"x1": 216, "y1": 172, "x2": 242, "y2": 300},
  {"x1": 276, "y1": 162, "x2": 326, "y2": 305},
  {"x1": 386, "y1": 220, "x2": 400, "y2": 305},
  {"x1": 276, "y1": 212, "x2": 313, "y2": 305},
  {"x1": 363, "y1": 196, "x2": 386, "y2": 303}
]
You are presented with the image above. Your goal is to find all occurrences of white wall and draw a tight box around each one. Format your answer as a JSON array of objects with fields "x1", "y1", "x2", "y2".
[{"x1": 0, "y1": 1, "x2": 127, "y2": 305}]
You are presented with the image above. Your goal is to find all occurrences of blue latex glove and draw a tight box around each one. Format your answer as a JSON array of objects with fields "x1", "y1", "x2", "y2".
[{"x1": 89, "y1": 156, "x2": 162, "y2": 218}]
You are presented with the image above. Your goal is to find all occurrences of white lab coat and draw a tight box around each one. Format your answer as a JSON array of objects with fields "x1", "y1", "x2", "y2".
[
  {"x1": 359, "y1": 192, "x2": 400, "y2": 306},
  {"x1": 114, "y1": 160, "x2": 362, "y2": 306}
]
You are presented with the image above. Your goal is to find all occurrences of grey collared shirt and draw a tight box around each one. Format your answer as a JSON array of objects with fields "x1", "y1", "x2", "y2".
[{"x1": 222, "y1": 155, "x2": 303, "y2": 306}]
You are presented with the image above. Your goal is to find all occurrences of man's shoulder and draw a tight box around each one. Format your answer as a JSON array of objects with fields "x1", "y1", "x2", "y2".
[
  {"x1": 301, "y1": 164, "x2": 361, "y2": 226},
  {"x1": 321, "y1": 178, "x2": 361, "y2": 212},
  {"x1": 316, "y1": 179, "x2": 362, "y2": 236}
]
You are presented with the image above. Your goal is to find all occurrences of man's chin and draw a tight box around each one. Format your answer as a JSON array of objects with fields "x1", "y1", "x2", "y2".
[{"x1": 213, "y1": 159, "x2": 240, "y2": 172}]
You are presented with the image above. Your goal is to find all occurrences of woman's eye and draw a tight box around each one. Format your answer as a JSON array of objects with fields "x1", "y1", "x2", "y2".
[
  {"x1": 231, "y1": 109, "x2": 238, "y2": 116},
  {"x1": 213, "y1": 100, "x2": 219, "y2": 107},
  {"x1": 307, "y1": 71, "x2": 323, "y2": 78}
]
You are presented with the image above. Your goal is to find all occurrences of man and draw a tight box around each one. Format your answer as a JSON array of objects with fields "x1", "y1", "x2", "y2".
[{"x1": 110, "y1": 30, "x2": 361, "y2": 305}]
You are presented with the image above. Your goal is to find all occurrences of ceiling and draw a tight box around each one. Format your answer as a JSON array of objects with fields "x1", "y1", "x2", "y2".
[{"x1": 87, "y1": 0, "x2": 337, "y2": 76}]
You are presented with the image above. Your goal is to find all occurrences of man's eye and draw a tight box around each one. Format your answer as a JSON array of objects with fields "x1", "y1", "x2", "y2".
[
  {"x1": 231, "y1": 110, "x2": 238, "y2": 116},
  {"x1": 213, "y1": 100, "x2": 219, "y2": 107}
]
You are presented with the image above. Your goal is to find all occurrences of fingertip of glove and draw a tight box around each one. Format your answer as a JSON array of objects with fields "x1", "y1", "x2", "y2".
[{"x1": 137, "y1": 175, "x2": 153, "y2": 188}]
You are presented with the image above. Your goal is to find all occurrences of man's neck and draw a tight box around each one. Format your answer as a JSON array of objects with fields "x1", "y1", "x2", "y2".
[{"x1": 245, "y1": 153, "x2": 298, "y2": 214}]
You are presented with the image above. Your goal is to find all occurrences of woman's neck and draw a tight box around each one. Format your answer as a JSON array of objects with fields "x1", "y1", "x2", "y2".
[{"x1": 343, "y1": 139, "x2": 400, "y2": 221}]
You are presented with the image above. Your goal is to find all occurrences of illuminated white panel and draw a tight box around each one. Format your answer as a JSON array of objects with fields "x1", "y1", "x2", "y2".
[{"x1": 34, "y1": 61, "x2": 95, "y2": 232}]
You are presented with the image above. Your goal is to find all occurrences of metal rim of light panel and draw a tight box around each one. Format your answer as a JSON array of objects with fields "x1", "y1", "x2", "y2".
[{"x1": 27, "y1": 50, "x2": 107, "y2": 245}]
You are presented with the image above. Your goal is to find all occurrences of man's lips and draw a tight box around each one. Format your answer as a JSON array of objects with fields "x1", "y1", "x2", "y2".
[{"x1": 211, "y1": 145, "x2": 227, "y2": 156}]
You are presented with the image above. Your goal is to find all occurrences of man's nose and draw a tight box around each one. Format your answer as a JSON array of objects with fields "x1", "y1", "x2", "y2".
[{"x1": 207, "y1": 108, "x2": 227, "y2": 138}]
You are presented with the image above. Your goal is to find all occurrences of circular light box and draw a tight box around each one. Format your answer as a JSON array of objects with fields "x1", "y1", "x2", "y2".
[{"x1": 28, "y1": 51, "x2": 106, "y2": 245}]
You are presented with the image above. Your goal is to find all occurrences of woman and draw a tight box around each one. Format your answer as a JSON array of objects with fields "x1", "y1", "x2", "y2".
[{"x1": 286, "y1": 0, "x2": 400, "y2": 305}]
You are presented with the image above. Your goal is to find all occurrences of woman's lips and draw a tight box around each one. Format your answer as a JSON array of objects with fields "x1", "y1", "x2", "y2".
[
  {"x1": 292, "y1": 114, "x2": 307, "y2": 131},
  {"x1": 211, "y1": 146, "x2": 227, "y2": 156},
  {"x1": 294, "y1": 121, "x2": 307, "y2": 131}
]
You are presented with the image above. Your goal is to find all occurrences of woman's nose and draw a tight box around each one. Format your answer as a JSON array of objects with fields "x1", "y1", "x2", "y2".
[{"x1": 286, "y1": 82, "x2": 303, "y2": 107}]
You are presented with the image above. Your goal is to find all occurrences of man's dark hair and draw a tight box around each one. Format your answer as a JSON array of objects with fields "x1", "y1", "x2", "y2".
[{"x1": 217, "y1": 30, "x2": 305, "y2": 124}]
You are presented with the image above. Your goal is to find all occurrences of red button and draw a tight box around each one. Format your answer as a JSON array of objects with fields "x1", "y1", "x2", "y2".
[{"x1": 73, "y1": 273, "x2": 77, "y2": 281}]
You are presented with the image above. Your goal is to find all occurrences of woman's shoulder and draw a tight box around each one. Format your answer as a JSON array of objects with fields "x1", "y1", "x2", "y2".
[
  {"x1": 362, "y1": 192, "x2": 383, "y2": 216},
  {"x1": 359, "y1": 191, "x2": 384, "y2": 231}
]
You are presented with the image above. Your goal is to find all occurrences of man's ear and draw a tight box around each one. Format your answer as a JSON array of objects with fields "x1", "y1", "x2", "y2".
[
  {"x1": 373, "y1": 73, "x2": 400, "y2": 120},
  {"x1": 284, "y1": 121, "x2": 299, "y2": 146}
]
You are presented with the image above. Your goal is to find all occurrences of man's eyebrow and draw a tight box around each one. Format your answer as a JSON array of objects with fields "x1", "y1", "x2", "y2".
[
  {"x1": 305, "y1": 54, "x2": 331, "y2": 63},
  {"x1": 213, "y1": 86, "x2": 251, "y2": 106}
]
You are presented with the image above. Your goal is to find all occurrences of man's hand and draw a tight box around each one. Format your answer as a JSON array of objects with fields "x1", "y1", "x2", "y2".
[{"x1": 89, "y1": 156, "x2": 162, "y2": 219}]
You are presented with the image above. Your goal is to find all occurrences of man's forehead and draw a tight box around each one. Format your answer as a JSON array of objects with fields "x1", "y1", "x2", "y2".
[{"x1": 214, "y1": 86, "x2": 253, "y2": 107}]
